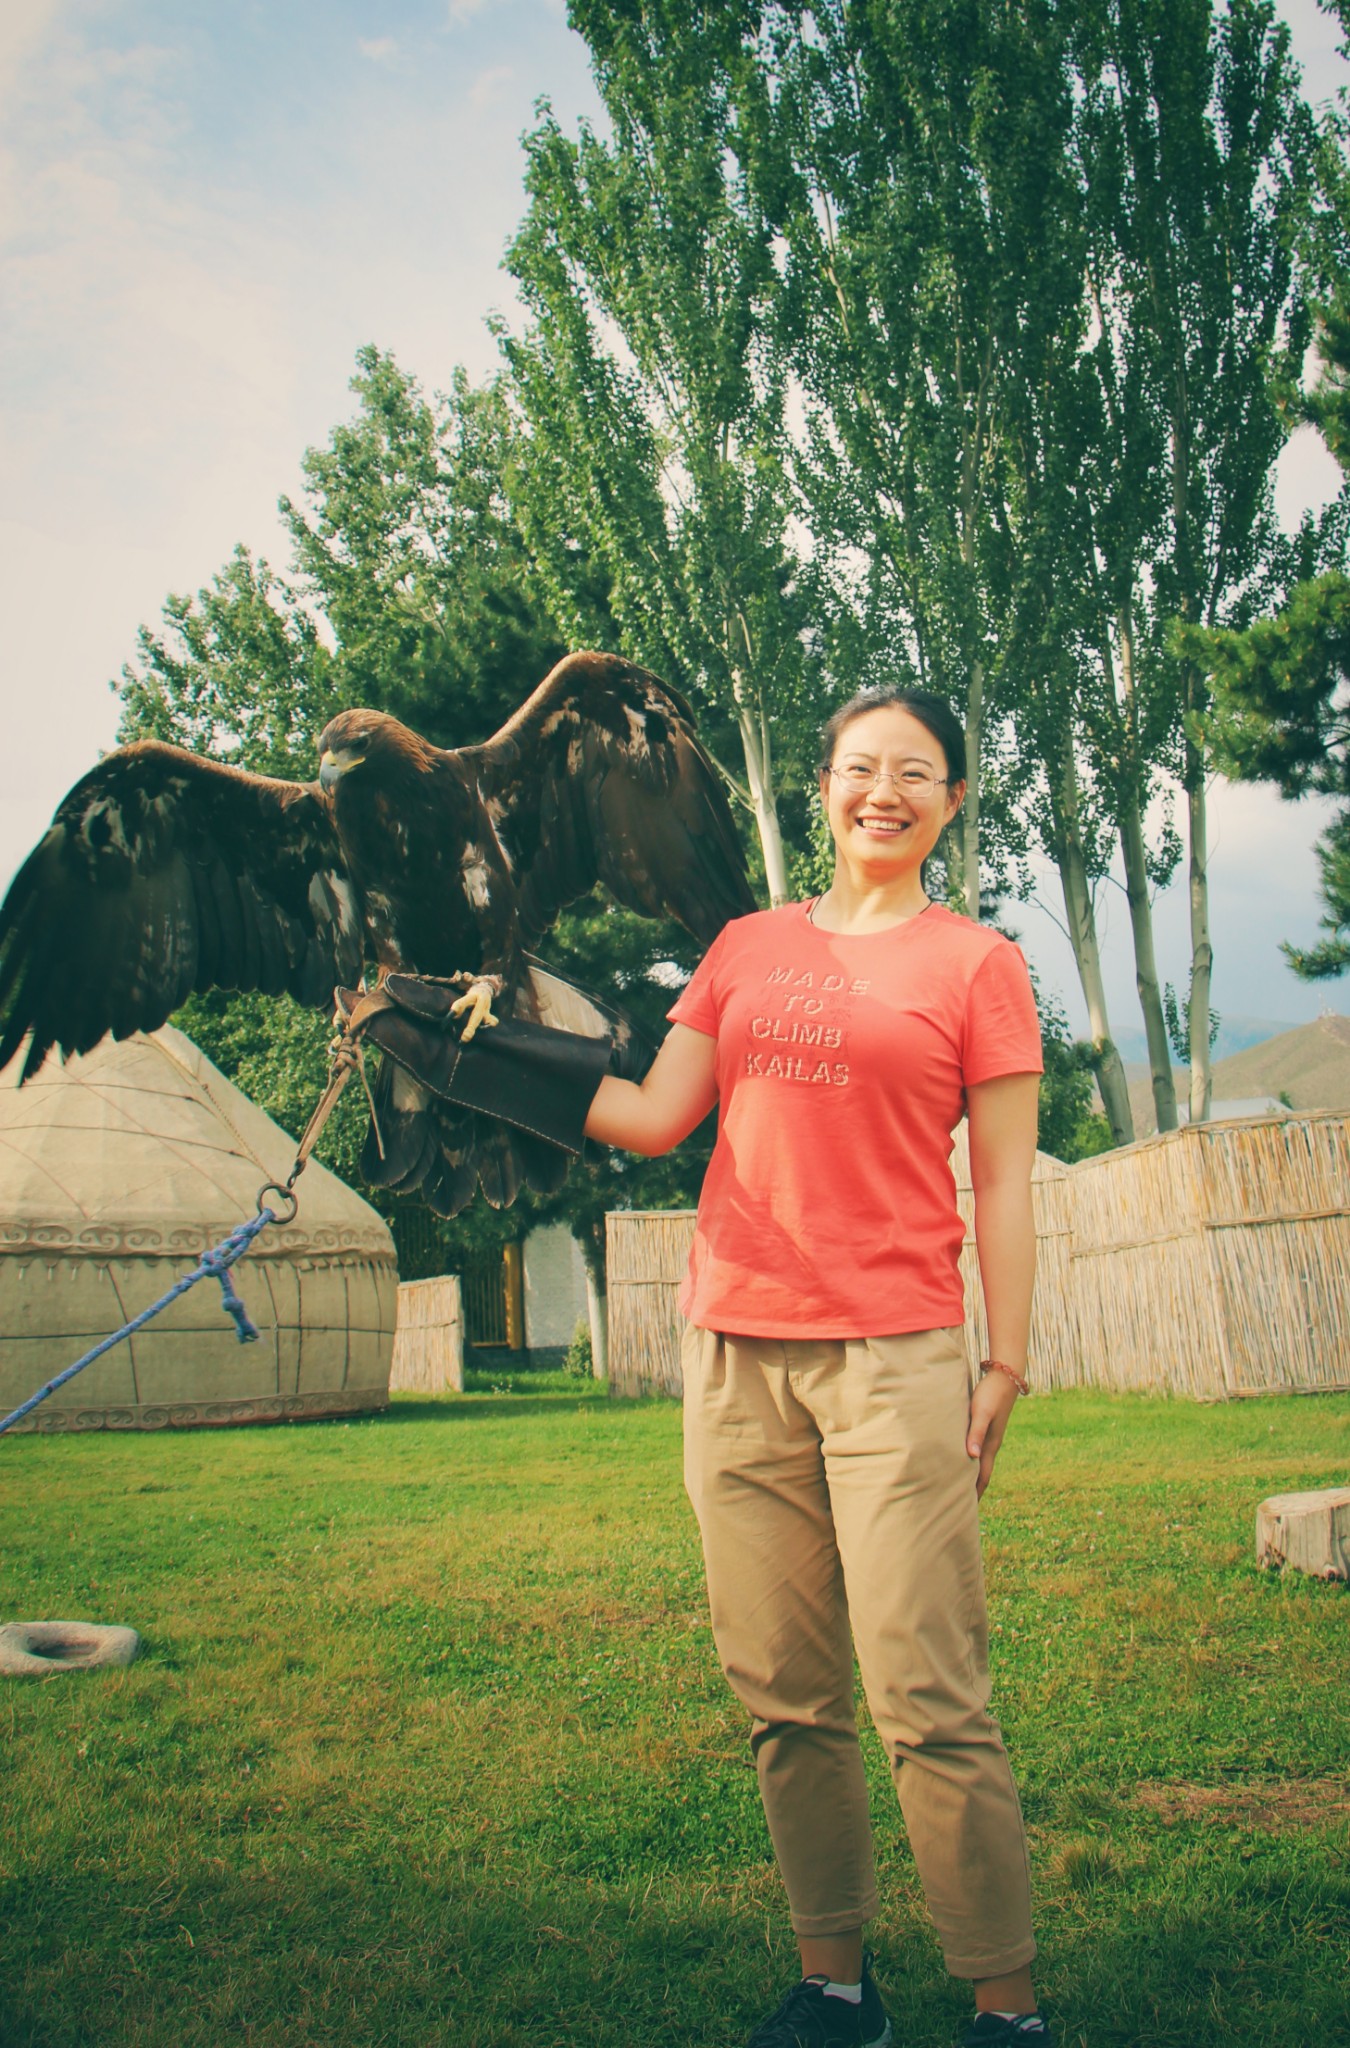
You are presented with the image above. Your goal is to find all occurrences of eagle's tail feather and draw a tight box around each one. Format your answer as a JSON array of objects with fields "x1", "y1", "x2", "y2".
[
  {"x1": 475, "y1": 1118, "x2": 522, "y2": 1212},
  {"x1": 359, "y1": 1055, "x2": 441, "y2": 1193},
  {"x1": 418, "y1": 1128, "x2": 480, "y2": 1218},
  {"x1": 349, "y1": 966, "x2": 635, "y2": 1217}
]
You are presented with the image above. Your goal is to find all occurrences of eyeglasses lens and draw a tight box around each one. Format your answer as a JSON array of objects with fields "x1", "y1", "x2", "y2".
[{"x1": 834, "y1": 765, "x2": 938, "y2": 796}]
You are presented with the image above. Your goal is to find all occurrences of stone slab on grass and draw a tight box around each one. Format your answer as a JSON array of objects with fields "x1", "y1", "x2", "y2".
[{"x1": 0, "y1": 1621, "x2": 141, "y2": 1676}]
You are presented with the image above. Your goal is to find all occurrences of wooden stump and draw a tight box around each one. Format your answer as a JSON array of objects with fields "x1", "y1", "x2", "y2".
[{"x1": 1255, "y1": 1488, "x2": 1350, "y2": 1581}]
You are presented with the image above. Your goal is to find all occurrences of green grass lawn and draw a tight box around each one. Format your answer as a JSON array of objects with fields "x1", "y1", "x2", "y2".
[{"x1": 1, "y1": 1382, "x2": 1347, "y2": 2048}]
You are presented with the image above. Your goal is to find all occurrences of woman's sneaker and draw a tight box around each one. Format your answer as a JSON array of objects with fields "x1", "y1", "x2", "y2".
[
  {"x1": 961, "y1": 2014, "x2": 1053, "y2": 2044},
  {"x1": 746, "y1": 1952, "x2": 893, "y2": 2048}
]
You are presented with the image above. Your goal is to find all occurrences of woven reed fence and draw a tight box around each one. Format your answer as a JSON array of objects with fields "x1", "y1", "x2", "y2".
[
  {"x1": 390, "y1": 1275, "x2": 463, "y2": 1395},
  {"x1": 606, "y1": 1210, "x2": 695, "y2": 1397},
  {"x1": 1065, "y1": 1112, "x2": 1350, "y2": 1397},
  {"x1": 951, "y1": 1125, "x2": 1082, "y2": 1390},
  {"x1": 606, "y1": 1113, "x2": 1350, "y2": 1400}
]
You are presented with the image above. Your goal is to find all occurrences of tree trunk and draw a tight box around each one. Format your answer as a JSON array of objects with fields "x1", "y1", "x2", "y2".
[
  {"x1": 961, "y1": 656, "x2": 983, "y2": 919},
  {"x1": 578, "y1": 1220, "x2": 609, "y2": 1380},
  {"x1": 731, "y1": 678, "x2": 790, "y2": 905},
  {"x1": 1109, "y1": 612, "x2": 1177, "y2": 1131},
  {"x1": 1186, "y1": 757, "x2": 1214, "y2": 1123},
  {"x1": 1169, "y1": 394, "x2": 1213, "y2": 1124},
  {"x1": 1118, "y1": 790, "x2": 1179, "y2": 1131},
  {"x1": 584, "y1": 1260, "x2": 608, "y2": 1381},
  {"x1": 1256, "y1": 1487, "x2": 1350, "y2": 1581},
  {"x1": 1056, "y1": 750, "x2": 1135, "y2": 1146}
]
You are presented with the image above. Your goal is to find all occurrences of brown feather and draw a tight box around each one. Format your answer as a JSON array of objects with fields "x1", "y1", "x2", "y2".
[{"x1": 2, "y1": 656, "x2": 753, "y2": 1217}]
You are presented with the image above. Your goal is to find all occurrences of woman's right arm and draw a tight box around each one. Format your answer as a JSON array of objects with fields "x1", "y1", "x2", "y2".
[{"x1": 584, "y1": 1023, "x2": 718, "y2": 1155}]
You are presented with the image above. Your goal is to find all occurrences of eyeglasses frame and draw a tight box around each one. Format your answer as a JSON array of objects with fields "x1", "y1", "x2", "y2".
[{"x1": 824, "y1": 765, "x2": 951, "y2": 797}]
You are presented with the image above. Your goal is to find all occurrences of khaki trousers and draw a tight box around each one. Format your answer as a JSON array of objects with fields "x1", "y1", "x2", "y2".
[{"x1": 681, "y1": 1323, "x2": 1036, "y2": 1979}]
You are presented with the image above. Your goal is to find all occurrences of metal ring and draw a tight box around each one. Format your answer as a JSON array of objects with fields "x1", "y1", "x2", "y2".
[{"x1": 256, "y1": 1182, "x2": 299, "y2": 1225}]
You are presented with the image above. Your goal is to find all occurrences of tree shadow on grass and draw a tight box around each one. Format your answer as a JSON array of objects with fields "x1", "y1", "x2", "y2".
[
  {"x1": 3, "y1": 1836, "x2": 1347, "y2": 2048},
  {"x1": 0, "y1": 1863, "x2": 801, "y2": 2048},
  {"x1": 378, "y1": 1395, "x2": 597, "y2": 1424}
]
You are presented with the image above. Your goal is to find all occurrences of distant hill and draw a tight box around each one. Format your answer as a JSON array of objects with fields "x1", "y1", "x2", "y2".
[
  {"x1": 1111, "y1": 1012, "x2": 1300, "y2": 1065},
  {"x1": 1124, "y1": 1013, "x2": 1350, "y2": 1136}
]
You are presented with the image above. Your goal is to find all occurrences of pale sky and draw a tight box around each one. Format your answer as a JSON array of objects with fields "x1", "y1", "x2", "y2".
[{"x1": 2, "y1": 0, "x2": 1348, "y2": 1044}]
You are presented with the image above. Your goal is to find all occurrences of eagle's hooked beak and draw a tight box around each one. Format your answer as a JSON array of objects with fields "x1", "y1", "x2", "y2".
[{"x1": 319, "y1": 748, "x2": 361, "y2": 794}]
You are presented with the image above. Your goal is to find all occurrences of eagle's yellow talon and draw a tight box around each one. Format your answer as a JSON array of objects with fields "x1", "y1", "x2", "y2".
[{"x1": 450, "y1": 980, "x2": 500, "y2": 1042}]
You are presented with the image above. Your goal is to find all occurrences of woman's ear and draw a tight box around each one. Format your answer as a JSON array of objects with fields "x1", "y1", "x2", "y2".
[{"x1": 945, "y1": 778, "x2": 967, "y2": 824}]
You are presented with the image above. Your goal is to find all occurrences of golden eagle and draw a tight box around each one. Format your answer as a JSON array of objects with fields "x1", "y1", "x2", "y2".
[{"x1": 0, "y1": 652, "x2": 755, "y2": 1213}]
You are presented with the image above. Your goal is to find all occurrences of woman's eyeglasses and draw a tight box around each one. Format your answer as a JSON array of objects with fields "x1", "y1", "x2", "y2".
[{"x1": 827, "y1": 764, "x2": 948, "y2": 797}]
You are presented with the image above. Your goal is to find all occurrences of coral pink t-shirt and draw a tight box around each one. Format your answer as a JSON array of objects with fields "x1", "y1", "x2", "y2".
[{"x1": 666, "y1": 901, "x2": 1043, "y2": 1337}]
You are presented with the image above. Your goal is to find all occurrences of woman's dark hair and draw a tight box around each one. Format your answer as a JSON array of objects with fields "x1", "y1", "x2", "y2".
[{"x1": 818, "y1": 687, "x2": 967, "y2": 788}]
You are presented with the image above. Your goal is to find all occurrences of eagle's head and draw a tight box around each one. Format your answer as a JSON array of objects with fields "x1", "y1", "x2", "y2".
[{"x1": 317, "y1": 709, "x2": 436, "y2": 793}]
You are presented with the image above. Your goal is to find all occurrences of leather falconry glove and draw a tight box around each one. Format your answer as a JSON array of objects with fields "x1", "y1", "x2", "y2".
[{"x1": 335, "y1": 973, "x2": 649, "y2": 1156}]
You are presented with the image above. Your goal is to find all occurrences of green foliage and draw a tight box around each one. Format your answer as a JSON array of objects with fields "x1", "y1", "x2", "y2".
[
  {"x1": 3, "y1": 1390, "x2": 1348, "y2": 2045},
  {"x1": 117, "y1": 547, "x2": 338, "y2": 776},
  {"x1": 1183, "y1": 0, "x2": 1350, "y2": 983},
  {"x1": 171, "y1": 989, "x2": 360, "y2": 1181},
  {"x1": 1195, "y1": 573, "x2": 1350, "y2": 796},
  {"x1": 788, "y1": 795, "x2": 834, "y2": 903},
  {"x1": 738, "y1": 0, "x2": 1077, "y2": 910},
  {"x1": 528, "y1": 890, "x2": 717, "y2": 1262},
  {"x1": 1189, "y1": 340, "x2": 1350, "y2": 980},
  {"x1": 119, "y1": 351, "x2": 567, "y2": 764},
  {"x1": 115, "y1": 347, "x2": 714, "y2": 1268},
  {"x1": 500, "y1": 8, "x2": 817, "y2": 897},
  {"x1": 279, "y1": 350, "x2": 565, "y2": 749},
  {"x1": 1059, "y1": 0, "x2": 1312, "y2": 1096},
  {"x1": 574, "y1": 0, "x2": 1312, "y2": 1128},
  {"x1": 1033, "y1": 983, "x2": 1115, "y2": 1164},
  {"x1": 562, "y1": 1318, "x2": 594, "y2": 1377},
  {"x1": 1162, "y1": 982, "x2": 1220, "y2": 1067},
  {"x1": 1292, "y1": 808, "x2": 1350, "y2": 979}
]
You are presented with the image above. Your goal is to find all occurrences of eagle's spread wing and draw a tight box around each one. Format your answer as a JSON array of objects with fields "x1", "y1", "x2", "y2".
[
  {"x1": 0, "y1": 742, "x2": 363, "y2": 1080},
  {"x1": 465, "y1": 651, "x2": 757, "y2": 951}
]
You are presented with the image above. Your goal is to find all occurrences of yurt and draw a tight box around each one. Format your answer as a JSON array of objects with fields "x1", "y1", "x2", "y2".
[{"x1": 0, "y1": 1027, "x2": 398, "y2": 1432}]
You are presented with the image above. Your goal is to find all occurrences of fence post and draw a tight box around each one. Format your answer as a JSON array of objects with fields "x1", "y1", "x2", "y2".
[{"x1": 502, "y1": 1243, "x2": 524, "y2": 1352}]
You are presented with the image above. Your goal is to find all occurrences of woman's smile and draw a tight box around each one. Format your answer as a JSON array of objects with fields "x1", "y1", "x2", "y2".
[{"x1": 853, "y1": 813, "x2": 910, "y2": 838}]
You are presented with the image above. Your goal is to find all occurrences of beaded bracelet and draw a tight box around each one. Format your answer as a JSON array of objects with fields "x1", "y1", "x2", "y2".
[{"x1": 979, "y1": 1358, "x2": 1030, "y2": 1397}]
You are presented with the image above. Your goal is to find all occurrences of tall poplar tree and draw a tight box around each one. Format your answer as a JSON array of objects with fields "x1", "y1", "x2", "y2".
[
  {"x1": 735, "y1": 0, "x2": 1077, "y2": 920},
  {"x1": 993, "y1": 277, "x2": 1145, "y2": 1143},
  {"x1": 1189, "y1": 0, "x2": 1350, "y2": 977},
  {"x1": 501, "y1": 1, "x2": 812, "y2": 903},
  {"x1": 724, "y1": 0, "x2": 1139, "y2": 1135},
  {"x1": 1071, "y1": 0, "x2": 1313, "y2": 1119}
]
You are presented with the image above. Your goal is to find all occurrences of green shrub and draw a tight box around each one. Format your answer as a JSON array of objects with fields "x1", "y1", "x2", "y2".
[{"x1": 563, "y1": 1317, "x2": 594, "y2": 1377}]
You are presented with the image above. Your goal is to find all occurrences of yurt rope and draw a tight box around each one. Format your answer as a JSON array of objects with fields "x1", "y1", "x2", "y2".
[
  {"x1": 0, "y1": 1209, "x2": 276, "y2": 1436},
  {"x1": 0, "y1": 1028, "x2": 366, "y2": 1438}
]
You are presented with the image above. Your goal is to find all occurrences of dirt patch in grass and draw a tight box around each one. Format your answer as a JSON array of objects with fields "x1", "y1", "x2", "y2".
[{"x1": 1134, "y1": 1777, "x2": 1350, "y2": 1829}]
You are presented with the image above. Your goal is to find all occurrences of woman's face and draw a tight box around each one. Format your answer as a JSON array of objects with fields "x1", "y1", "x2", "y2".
[{"x1": 819, "y1": 704, "x2": 965, "y2": 878}]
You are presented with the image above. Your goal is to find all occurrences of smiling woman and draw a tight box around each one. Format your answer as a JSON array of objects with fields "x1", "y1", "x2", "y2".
[
  {"x1": 814, "y1": 690, "x2": 966, "y2": 922},
  {"x1": 577, "y1": 685, "x2": 1055, "y2": 2048}
]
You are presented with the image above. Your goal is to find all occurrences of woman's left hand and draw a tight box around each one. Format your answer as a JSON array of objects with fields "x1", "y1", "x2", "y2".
[{"x1": 966, "y1": 1371, "x2": 1021, "y2": 1499}]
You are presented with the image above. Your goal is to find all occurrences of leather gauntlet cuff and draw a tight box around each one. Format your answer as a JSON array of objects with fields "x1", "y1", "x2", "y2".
[{"x1": 338, "y1": 976, "x2": 615, "y2": 1156}]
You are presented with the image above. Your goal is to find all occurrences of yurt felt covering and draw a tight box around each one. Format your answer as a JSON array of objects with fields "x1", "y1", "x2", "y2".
[{"x1": 0, "y1": 1027, "x2": 397, "y2": 1431}]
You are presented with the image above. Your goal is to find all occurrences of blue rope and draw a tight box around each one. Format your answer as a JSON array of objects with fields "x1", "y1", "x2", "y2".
[{"x1": 0, "y1": 1209, "x2": 276, "y2": 1436}]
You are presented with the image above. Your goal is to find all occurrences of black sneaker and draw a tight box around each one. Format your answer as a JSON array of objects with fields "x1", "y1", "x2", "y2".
[
  {"x1": 746, "y1": 1952, "x2": 893, "y2": 2048},
  {"x1": 961, "y1": 2014, "x2": 1054, "y2": 2045}
]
